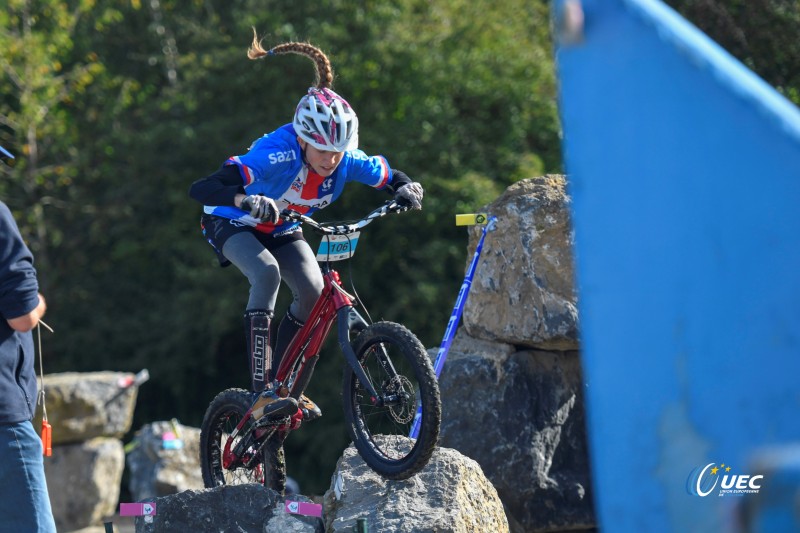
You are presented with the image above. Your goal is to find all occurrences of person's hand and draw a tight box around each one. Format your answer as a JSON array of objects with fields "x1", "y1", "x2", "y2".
[
  {"x1": 241, "y1": 194, "x2": 279, "y2": 224},
  {"x1": 36, "y1": 293, "x2": 46, "y2": 318},
  {"x1": 6, "y1": 293, "x2": 47, "y2": 333},
  {"x1": 394, "y1": 182, "x2": 424, "y2": 210}
]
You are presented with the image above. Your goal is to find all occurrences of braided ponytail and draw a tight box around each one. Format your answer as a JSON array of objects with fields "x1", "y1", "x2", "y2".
[{"x1": 247, "y1": 29, "x2": 334, "y2": 89}]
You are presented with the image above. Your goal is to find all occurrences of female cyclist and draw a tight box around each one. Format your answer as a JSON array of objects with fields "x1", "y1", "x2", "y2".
[{"x1": 189, "y1": 33, "x2": 423, "y2": 420}]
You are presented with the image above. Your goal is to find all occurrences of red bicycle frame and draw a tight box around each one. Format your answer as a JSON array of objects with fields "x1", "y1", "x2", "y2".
[{"x1": 271, "y1": 264, "x2": 382, "y2": 404}]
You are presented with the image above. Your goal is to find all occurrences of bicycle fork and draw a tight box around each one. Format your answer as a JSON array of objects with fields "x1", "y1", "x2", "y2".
[{"x1": 338, "y1": 307, "x2": 400, "y2": 406}]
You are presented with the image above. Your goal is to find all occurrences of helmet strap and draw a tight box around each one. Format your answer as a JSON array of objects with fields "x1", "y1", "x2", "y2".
[
  {"x1": 297, "y1": 137, "x2": 320, "y2": 174},
  {"x1": 297, "y1": 136, "x2": 309, "y2": 162}
]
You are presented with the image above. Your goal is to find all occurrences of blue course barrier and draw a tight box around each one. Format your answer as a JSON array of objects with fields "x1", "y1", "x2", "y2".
[{"x1": 553, "y1": 1, "x2": 800, "y2": 531}]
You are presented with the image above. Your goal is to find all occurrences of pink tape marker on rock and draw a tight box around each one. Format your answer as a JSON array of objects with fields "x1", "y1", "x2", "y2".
[
  {"x1": 285, "y1": 500, "x2": 322, "y2": 517},
  {"x1": 119, "y1": 502, "x2": 157, "y2": 516}
]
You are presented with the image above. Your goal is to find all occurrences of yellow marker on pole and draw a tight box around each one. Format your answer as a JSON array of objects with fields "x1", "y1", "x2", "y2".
[{"x1": 455, "y1": 213, "x2": 489, "y2": 226}]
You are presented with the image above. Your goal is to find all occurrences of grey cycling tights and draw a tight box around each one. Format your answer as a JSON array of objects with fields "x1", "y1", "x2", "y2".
[{"x1": 221, "y1": 232, "x2": 323, "y2": 321}]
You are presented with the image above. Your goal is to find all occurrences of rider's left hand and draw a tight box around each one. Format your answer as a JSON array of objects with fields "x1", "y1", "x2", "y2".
[{"x1": 395, "y1": 182, "x2": 424, "y2": 210}]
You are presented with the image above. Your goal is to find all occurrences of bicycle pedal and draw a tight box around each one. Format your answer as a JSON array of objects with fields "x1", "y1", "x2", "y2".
[
  {"x1": 301, "y1": 406, "x2": 322, "y2": 422},
  {"x1": 299, "y1": 394, "x2": 322, "y2": 422},
  {"x1": 253, "y1": 396, "x2": 298, "y2": 419}
]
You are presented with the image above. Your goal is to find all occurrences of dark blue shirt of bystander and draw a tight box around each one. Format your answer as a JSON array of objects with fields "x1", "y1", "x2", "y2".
[{"x1": 0, "y1": 200, "x2": 41, "y2": 423}]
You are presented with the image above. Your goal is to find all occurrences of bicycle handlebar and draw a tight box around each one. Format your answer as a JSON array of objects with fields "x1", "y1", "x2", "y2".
[{"x1": 280, "y1": 201, "x2": 410, "y2": 236}]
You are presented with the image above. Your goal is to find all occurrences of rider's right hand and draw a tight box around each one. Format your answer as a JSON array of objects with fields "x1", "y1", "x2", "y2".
[{"x1": 241, "y1": 194, "x2": 280, "y2": 224}]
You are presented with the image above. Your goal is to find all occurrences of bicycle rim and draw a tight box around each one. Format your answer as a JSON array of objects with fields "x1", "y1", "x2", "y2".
[
  {"x1": 344, "y1": 322, "x2": 440, "y2": 479},
  {"x1": 200, "y1": 389, "x2": 268, "y2": 487}
]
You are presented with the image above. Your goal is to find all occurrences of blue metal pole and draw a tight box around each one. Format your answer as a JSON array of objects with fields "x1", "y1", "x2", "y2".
[{"x1": 409, "y1": 216, "x2": 496, "y2": 440}]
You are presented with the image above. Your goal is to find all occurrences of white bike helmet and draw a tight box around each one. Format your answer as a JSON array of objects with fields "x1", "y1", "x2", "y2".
[{"x1": 293, "y1": 87, "x2": 359, "y2": 152}]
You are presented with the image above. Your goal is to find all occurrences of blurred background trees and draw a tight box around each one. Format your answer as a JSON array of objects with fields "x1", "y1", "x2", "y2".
[
  {"x1": 1, "y1": 0, "x2": 796, "y2": 494},
  {"x1": 2, "y1": 0, "x2": 558, "y2": 494}
]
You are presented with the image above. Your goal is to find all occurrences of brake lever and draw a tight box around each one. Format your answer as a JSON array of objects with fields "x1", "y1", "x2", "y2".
[
  {"x1": 280, "y1": 209, "x2": 301, "y2": 221},
  {"x1": 388, "y1": 200, "x2": 411, "y2": 213}
]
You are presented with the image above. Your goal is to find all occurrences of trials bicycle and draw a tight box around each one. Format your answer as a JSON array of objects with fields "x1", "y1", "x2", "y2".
[{"x1": 199, "y1": 201, "x2": 442, "y2": 494}]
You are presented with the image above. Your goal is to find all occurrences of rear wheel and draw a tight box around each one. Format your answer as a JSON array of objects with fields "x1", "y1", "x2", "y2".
[
  {"x1": 342, "y1": 321, "x2": 441, "y2": 480},
  {"x1": 199, "y1": 388, "x2": 286, "y2": 493}
]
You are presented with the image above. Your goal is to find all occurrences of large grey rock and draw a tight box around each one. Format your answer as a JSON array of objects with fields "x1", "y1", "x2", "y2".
[
  {"x1": 133, "y1": 484, "x2": 322, "y2": 533},
  {"x1": 126, "y1": 420, "x2": 204, "y2": 501},
  {"x1": 438, "y1": 331, "x2": 594, "y2": 532},
  {"x1": 463, "y1": 176, "x2": 579, "y2": 349},
  {"x1": 44, "y1": 437, "x2": 125, "y2": 532},
  {"x1": 323, "y1": 443, "x2": 508, "y2": 533},
  {"x1": 35, "y1": 371, "x2": 139, "y2": 444}
]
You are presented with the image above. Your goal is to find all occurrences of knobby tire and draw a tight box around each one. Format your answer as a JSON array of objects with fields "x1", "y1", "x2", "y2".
[{"x1": 343, "y1": 321, "x2": 441, "y2": 480}]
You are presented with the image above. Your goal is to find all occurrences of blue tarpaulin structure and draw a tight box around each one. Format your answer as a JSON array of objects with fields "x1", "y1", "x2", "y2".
[{"x1": 553, "y1": 0, "x2": 800, "y2": 531}]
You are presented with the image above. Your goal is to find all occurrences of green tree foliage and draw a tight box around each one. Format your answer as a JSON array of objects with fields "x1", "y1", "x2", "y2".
[
  {"x1": 0, "y1": 0, "x2": 110, "y2": 279},
  {"x1": 1, "y1": 0, "x2": 560, "y2": 493}
]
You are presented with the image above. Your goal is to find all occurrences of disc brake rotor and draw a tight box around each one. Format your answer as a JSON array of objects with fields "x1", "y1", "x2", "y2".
[{"x1": 385, "y1": 375, "x2": 415, "y2": 424}]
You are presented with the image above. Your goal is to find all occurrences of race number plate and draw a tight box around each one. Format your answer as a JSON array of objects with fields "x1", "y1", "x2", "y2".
[{"x1": 316, "y1": 232, "x2": 360, "y2": 261}]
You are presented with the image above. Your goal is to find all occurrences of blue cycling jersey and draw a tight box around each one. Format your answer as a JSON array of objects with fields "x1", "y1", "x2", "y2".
[{"x1": 204, "y1": 124, "x2": 392, "y2": 235}]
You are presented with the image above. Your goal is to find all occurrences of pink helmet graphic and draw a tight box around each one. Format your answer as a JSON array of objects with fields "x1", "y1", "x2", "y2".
[{"x1": 294, "y1": 87, "x2": 359, "y2": 152}]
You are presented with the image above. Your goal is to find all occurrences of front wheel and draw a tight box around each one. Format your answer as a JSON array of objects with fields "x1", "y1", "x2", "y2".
[
  {"x1": 342, "y1": 321, "x2": 441, "y2": 480},
  {"x1": 199, "y1": 388, "x2": 286, "y2": 493}
]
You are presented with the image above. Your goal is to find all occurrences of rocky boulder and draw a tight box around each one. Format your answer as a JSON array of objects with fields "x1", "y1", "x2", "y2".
[
  {"x1": 133, "y1": 484, "x2": 322, "y2": 533},
  {"x1": 36, "y1": 371, "x2": 140, "y2": 444},
  {"x1": 126, "y1": 420, "x2": 204, "y2": 501},
  {"x1": 437, "y1": 332, "x2": 594, "y2": 532},
  {"x1": 323, "y1": 444, "x2": 508, "y2": 532},
  {"x1": 463, "y1": 175, "x2": 579, "y2": 350},
  {"x1": 44, "y1": 437, "x2": 125, "y2": 532},
  {"x1": 440, "y1": 176, "x2": 595, "y2": 532}
]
